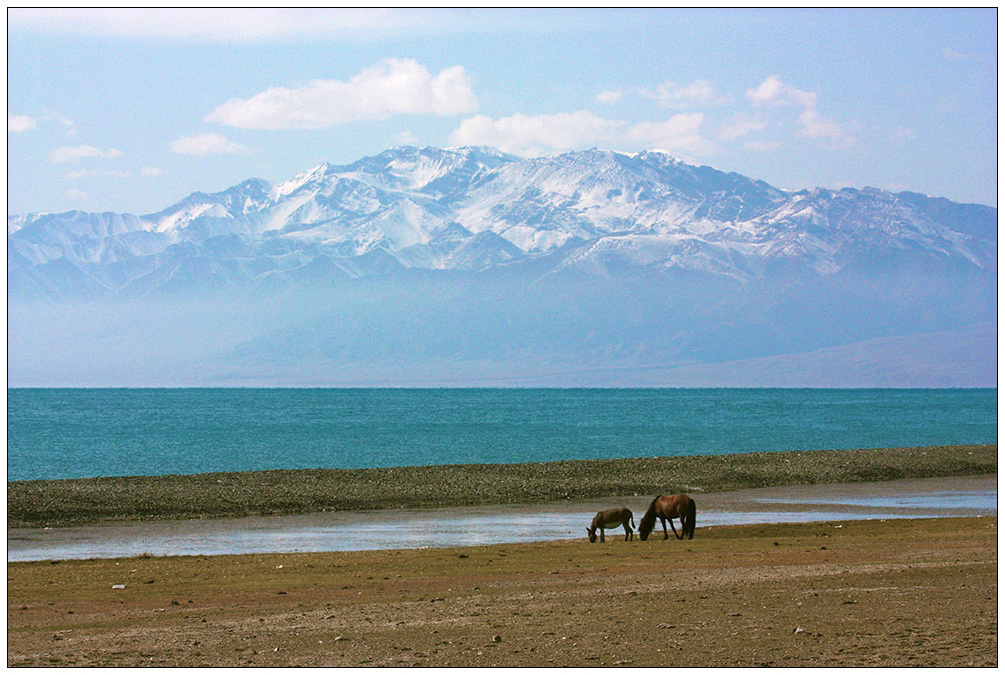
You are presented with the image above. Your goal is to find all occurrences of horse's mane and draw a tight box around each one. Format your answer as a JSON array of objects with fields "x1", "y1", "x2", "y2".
[{"x1": 637, "y1": 496, "x2": 662, "y2": 538}]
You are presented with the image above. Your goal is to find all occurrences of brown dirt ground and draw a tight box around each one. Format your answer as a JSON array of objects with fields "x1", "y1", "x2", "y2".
[{"x1": 7, "y1": 516, "x2": 997, "y2": 667}]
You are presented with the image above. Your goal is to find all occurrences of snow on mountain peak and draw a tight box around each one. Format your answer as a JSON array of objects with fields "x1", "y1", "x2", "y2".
[
  {"x1": 7, "y1": 145, "x2": 997, "y2": 300},
  {"x1": 269, "y1": 162, "x2": 337, "y2": 200}
]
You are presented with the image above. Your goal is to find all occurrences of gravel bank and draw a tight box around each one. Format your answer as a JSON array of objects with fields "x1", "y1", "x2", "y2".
[{"x1": 8, "y1": 444, "x2": 995, "y2": 528}]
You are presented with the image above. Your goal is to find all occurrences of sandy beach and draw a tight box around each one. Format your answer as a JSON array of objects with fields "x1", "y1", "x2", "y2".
[{"x1": 7, "y1": 514, "x2": 996, "y2": 667}]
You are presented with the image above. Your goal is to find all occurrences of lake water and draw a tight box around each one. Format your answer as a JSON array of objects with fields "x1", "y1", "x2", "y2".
[{"x1": 7, "y1": 388, "x2": 997, "y2": 481}]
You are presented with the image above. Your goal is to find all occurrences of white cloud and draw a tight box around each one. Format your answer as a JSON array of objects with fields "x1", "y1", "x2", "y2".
[
  {"x1": 746, "y1": 75, "x2": 815, "y2": 108},
  {"x1": 622, "y1": 114, "x2": 711, "y2": 154},
  {"x1": 797, "y1": 107, "x2": 844, "y2": 141},
  {"x1": 42, "y1": 110, "x2": 77, "y2": 137},
  {"x1": 49, "y1": 145, "x2": 123, "y2": 163},
  {"x1": 393, "y1": 130, "x2": 419, "y2": 146},
  {"x1": 64, "y1": 188, "x2": 88, "y2": 201},
  {"x1": 596, "y1": 89, "x2": 624, "y2": 105},
  {"x1": 746, "y1": 75, "x2": 785, "y2": 105},
  {"x1": 449, "y1": 110, "x2": 712, "y2": 158},
  {"x1": 717, "y1": 114, "x2": 767, "y2": 142},
  {"x1": 169, "y1": 133, "x2": 247, "y2": 155},
  {"x1": 743, "y1": 140, "x2": 780, "y2": 152},
  {"x1": 206, "y1": 59, "x2": 479, "y2": 130},
  {"x1": 449, "y1": 111, "x2": 621, "y2": 157},
  {"x1": 644, "y1": 79, "x2": 725, "y2": 109},
  {"x1": 746, "y1": 75, "x2": 846, "y2": 143},
  {"x1": 141, "y1": 166, "x2": 164, "y2": 177},
  {"x1": 8, "y1": 115, "x2": 37, "y2": 132}
]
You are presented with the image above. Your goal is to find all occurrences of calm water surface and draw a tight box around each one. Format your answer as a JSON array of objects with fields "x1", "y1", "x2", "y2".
[{"x1": 7, "y1": 388, "x2": 996, "y2": 481}]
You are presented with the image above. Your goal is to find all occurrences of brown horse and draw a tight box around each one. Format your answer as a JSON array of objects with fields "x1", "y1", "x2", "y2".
[
  {"x1": 638, "y1": 494, "x2": 696, "y2": 541},
  {"x1": 586, "y1": 507, "x2": 636, "y2": 543}
]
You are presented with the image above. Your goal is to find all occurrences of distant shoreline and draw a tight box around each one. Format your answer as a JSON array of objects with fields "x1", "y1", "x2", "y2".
[{"x1": 7, "y1": 444, "x2": 996, "y2": 528}]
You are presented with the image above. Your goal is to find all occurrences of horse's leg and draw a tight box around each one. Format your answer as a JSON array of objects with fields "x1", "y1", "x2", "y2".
[
  {"x1": 667, "y1": 517, "x2": 680, "y2": 540},
  {"x1": 599, "y1": 527, "x2": 605, "y2": 543},
  {"x1": 661, "y1": 517, "x2": 670, "y2": 540}
]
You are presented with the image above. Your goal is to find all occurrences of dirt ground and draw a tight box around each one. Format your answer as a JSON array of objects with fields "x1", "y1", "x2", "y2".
[{"x1": 7, "y1": 516, "x2": 997, "y2": 667}]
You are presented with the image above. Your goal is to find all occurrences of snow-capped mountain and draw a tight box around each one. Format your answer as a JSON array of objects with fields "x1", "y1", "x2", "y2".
[
  {"x1": 8, "y1": 146, "x2": 996, "y2": 387},
  {"x1": 8, "y1": 145, "x2": 996, "y2": 298}
]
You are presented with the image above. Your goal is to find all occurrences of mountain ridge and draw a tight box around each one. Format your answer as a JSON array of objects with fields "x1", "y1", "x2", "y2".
[{"x1": 9, "y1": 145, "x2": 996, "y2": 300}]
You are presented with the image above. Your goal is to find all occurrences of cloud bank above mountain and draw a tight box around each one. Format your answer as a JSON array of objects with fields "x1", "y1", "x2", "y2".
[{"x1": 206, "y1": 59, "x2": 480, "y2": 130}]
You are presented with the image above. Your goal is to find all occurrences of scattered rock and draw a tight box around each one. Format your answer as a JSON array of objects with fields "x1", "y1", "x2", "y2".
[
  {"x1": 111, "y1": 584, "x2": 125, "y2": 590},
  {"x1": 492, "y1": 635, "x2": 503, "y2": 643}
]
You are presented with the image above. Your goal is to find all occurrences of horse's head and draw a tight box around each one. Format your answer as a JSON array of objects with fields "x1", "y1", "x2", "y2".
[
  {"x1": 586, "y1": 527, "x2": 597, "y2": 543},
  {"x1": 637, "y1": 501, "x2": 657, "y2": 541}
]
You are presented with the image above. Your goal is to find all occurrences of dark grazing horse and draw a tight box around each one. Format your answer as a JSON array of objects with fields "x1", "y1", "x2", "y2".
[
  {"x1": 638, "y1": 494, "x2": 696, "y2": 541},
  {"x1": 586, "y1": 507, "x2": 636, "y2": 543}
]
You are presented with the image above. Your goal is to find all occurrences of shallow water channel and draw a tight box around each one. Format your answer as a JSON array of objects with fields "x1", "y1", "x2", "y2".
[{"x1": 8, "y1": 475, "x2": 996, "y2": 562}]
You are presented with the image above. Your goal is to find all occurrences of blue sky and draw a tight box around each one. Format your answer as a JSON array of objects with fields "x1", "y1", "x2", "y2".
[{"x1": 6, "y1": 8, "x2": 997, "y2": 215}]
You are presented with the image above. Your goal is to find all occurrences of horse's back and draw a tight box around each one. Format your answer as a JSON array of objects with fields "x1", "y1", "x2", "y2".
[
  {"x1": 597, "y1": 507, "x2": 632, "y2": 524},
  {"x1": 657, "y1": 494, "x2": 693, "y2": 517}
]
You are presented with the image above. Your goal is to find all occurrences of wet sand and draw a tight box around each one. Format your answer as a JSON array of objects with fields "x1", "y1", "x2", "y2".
[{"x1": 9, "y1": 474, "x2": 996, "y2": 561}]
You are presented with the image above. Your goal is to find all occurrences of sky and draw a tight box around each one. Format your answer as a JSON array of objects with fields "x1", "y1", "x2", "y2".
[{"x1": 6, "y1": 8, "x2": 998, "y2": 216}]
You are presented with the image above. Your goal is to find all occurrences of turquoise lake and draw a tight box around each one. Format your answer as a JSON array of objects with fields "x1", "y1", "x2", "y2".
[{"x1": 7, "y1": 388, "x2": 997, "y2": 481}]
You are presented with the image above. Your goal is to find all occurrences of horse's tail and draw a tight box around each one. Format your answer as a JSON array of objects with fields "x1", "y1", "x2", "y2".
[
  {"x1": 684, "y1": 496, "x2": 696, "y2": 540},
  {"x1": 638, "y1": 496, "x2": 660, "y2": 539}
]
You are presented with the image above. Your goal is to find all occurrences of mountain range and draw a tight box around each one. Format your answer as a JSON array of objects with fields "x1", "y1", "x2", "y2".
[{"x1": 7, "y1": 146, "x2": 997, "y2": 387}]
